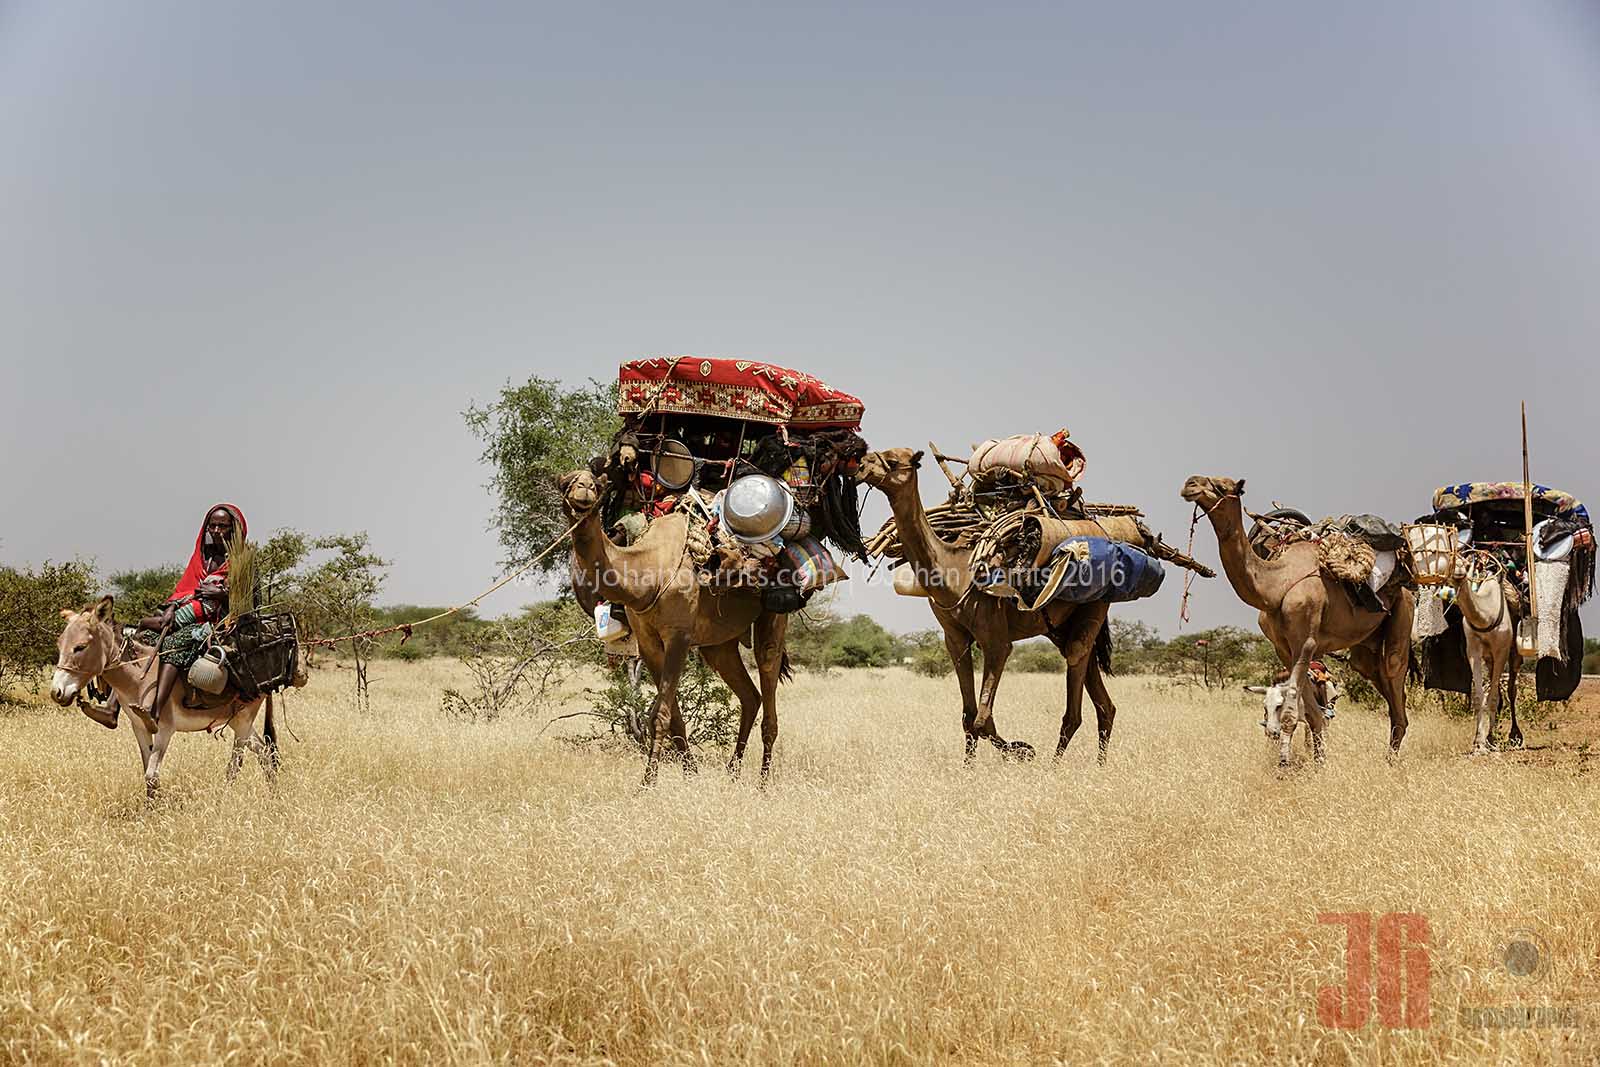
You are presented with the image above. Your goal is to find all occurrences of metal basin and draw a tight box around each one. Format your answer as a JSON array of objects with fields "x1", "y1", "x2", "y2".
[{"x1": 723, "y1": 475, "x2": 794, "y2": 543}]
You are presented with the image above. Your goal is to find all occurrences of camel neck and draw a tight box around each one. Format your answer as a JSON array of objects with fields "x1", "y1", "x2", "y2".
[
  {"x1": 1455, "y1": 574, "x2": 1504, "y2": 631},
  {"x1": 1206, "y1": 497, "x2": 1290, "y2": 612},
  {"x1": 569, "y1": 510, "x2": 665, "y2": 611},
  {"x1": 883, "y1": 479, "x2": 970, "y2": 609}
]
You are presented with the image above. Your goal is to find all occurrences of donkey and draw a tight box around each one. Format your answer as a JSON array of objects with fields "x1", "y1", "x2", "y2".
[{"x1": 50, "y1": 596, "x2": 278, "y2": 798}]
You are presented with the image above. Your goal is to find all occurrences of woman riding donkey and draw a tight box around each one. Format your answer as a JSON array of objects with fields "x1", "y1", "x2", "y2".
[{"x1": 81, "y1": 504, "x2": 247, "y2": 729}]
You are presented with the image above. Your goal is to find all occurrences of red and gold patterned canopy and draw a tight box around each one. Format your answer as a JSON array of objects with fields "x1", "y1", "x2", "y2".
[{"x1": 618, "y1": 356, "x2": 864, "y2": 431}]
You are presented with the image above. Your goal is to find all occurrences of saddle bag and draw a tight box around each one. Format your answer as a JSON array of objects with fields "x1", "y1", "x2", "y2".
[{"x1": 226, "y1": 612, "x2": 301, "y2": 699}]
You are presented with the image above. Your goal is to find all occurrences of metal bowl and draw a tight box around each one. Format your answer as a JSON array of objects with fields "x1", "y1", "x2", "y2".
[
  {"x1": 650, "y1": 439, "x2": 696, "y2": 491},
  {"x1": 722, "y1": 474, "x2": 794, "y2": 543}
]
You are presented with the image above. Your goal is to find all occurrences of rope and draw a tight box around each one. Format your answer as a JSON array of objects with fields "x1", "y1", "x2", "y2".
[
  {"x1": 1179, "y1": 504, "x2": 1200, "y2": 625},
  {"x1": 305, "y1": 516, "x2": 584, "y2": 649}
]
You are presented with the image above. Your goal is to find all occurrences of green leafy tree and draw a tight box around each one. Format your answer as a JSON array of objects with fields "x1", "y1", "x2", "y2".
[
  {"x1": 296, "y1": 533, "x2": 389, "y2": 710},
  {"x1": 1161, "y1": 626, "x2": 1276, "y2": 688},
  {"x1": 1584, "y1": 637, "x2": 1599, "y2": 676},
  {"x1": 0, "y1": 560, "x2": 97, "y2": 702},
  {"x1": 464, "y1": 376, "x2": 620, "y2": 571},
  {"x1": 256, "y1": 529, "x2": 311, "y2": 610},
  {"x1": 904, "y1": 629, "x2": 955, "y2": 677},
  {"x1": 107, "y1": 565, "x2": 183, "y2": 623},
  {"x1": 824, "y1": 614, "x2": 899, "y2": 668}
]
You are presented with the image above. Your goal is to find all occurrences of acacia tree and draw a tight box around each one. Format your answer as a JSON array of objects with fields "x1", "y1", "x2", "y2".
[
  {"x1": 295, "y1": 533, "x2": 389, "y2": 711},
  {"x1": 463, "y1": 376, "x2": 620, "y2": 570}
]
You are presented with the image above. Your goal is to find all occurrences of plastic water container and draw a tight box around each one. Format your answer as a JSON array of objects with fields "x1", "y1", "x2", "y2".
[{"x1": 594, "y1": 602, "x2": 627, "y2": 641}]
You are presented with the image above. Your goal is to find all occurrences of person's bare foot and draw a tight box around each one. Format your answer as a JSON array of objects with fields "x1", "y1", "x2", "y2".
[{"x1": 128, "y1": 703, "x2": 159, "y2": 731}]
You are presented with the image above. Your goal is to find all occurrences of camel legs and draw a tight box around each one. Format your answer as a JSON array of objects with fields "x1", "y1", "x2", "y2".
[
  {"x1": 701, "y1": 640, "x2": 762, "y2": 777},
  {"x1": 1086, "y1": 658, "x2": 1117, "y2": 764},
  {"x1": 1046, "y1": 604, "x2": 1111, "y2": 764},
  {"x1": 1378, "y1": 598, "x2": 1413, "y2": 755},
  {"x1": 940, "y1": 621, "x2": 1003, "y2": 761},
  {"x1": 1283, "y1": 632, "x2": 1324, "y2": 766},
  {"x1": 970, "y1": 637, "x2": 1010, "y2": 738},
  {"x1": 1506, "y1": 651, "x2": 1524, "y2": 748},
  {"x1": 753, "y1": 612, "x2": 789, "y2": 784},
  {"x1": 1466, "y1": 633, "x2": 1496, "y2": 755},
  {"x1": 1055, "y1": 655, "x2": 1086, "y2": 760},
  {"x1": 640, "y1": 632, "x2": 691, "y2": 787}
]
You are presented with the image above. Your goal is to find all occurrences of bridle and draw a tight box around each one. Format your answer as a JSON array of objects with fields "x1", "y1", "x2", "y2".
[
  {"x1": 1459, "y1": 552, "x2": 1508, "y2": 633},
  {"x1": 56, "y1": 623, "x2": 139, "y2": 682}
]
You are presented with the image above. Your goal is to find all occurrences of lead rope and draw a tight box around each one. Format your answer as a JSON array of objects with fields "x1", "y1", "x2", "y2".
[{"x1": 1179, "y1": 503, "x2": 1201, "y2": 625}]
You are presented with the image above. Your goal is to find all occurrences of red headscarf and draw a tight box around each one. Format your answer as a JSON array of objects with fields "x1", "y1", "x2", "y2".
[{"x1": 168, "y1": 504, "x2": 247, "y2": 613}]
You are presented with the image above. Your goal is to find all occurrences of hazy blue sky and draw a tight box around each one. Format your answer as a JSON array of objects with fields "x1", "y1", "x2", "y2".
[{"x1": 3, "y1": 0, "x2": 1597, "y2": 639}]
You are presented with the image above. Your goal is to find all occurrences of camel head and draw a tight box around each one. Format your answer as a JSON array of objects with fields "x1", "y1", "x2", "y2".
[
  {"x1": 558, "y1": 469, "x2": 604, "y2": 516},
  {"x1": 1180, "y1": 475, "x2": 1245, "y2": 510},
  {"x1": 50, "y1": 595, "x2": 117, "y2": 706},
  {"x1": 855, "y1": 448, "x2": 923, "y2": 491}
]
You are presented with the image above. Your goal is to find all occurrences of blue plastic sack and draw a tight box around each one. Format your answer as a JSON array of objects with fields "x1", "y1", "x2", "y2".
[{"x1": 1039, "y1": 537, "x2": 1165, "y2": 605}]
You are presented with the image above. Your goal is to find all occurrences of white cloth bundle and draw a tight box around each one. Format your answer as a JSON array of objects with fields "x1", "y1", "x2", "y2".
[
  {"x1": 1368, "y1": 549, "x2": 1398, "y2": 592},
  {"x1": 1412, "y1": 588, "x2": 1448, "y2": 641},
  {"x1": 1534, "y1": 560, "x2": 1569, "y2": 661},
  {"x1": 968, "y1": 434, "x2": 1085, "y2": 493}
]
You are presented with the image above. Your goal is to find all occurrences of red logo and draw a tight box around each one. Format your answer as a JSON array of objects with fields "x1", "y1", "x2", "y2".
[{"x1": 1318, "y1": 912, "x2": 1431, "y2": 1029}]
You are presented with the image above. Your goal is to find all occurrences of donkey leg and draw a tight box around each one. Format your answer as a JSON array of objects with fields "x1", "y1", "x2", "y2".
[{"x1": 145, "y1": 724, "x2": 175, "y2": 799}]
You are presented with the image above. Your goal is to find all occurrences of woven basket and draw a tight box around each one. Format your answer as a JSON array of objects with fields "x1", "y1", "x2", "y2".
[{"x1": 1403, "y1": 524, "x2": 1459, "y2": 586}]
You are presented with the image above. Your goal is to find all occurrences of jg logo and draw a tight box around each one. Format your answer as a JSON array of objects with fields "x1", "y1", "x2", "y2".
[{"x1": 1318, "y1": 912, "x2": 1432, "y2": 1029}]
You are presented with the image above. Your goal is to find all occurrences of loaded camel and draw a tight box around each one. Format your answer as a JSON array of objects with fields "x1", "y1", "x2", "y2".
[
  {"x1": 1454, "y1": 556, "x2": 1523, "y2": 753},
  {"x1": 559, "y1": 469, "x2": 790, "y2": 785},
  {"x1": 856, "y1": 449, "x2": 1115, "y2": 763},
  {"x1": 1180, "y1": 476, "x2": 1414, "y2": 765},
  {"x1": 50, "y1": 596, "x2": 279, "y2": 798}
]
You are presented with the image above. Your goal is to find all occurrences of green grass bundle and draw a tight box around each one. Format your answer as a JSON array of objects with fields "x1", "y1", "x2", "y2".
[{"x1": 226, "y1": 532, "x2": 258, "y2": 624}]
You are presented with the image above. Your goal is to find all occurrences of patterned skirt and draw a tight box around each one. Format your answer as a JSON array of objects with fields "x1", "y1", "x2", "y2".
[{"x1": 136, "y1": 623, "x2": 212, "y2": 670}]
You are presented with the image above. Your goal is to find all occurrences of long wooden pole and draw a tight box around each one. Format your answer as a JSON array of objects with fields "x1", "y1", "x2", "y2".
[{"x1": 1523, "y1": 401, "x2": 1537, "y2": 621}]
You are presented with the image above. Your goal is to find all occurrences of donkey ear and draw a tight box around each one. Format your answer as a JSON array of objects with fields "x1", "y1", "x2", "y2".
[
  {"x1": 1235, "y1": 478, "x2": 1246, "y2": 495},
  {"x1": 61, "y1": 608, "x2": 78, "y2": 620},
  {"x1": 910, "y1": 450, "x2": 925, "y2": 468},
  {"x1": 93, "y1": 595, "x2": 115, "y2": 621}
]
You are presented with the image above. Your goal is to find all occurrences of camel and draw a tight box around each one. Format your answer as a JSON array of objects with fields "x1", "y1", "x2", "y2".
[
  {"x1": 1454, "y1": 560, "x2": 1522, "y2": 754},
  {"x1": 559, "y1": 469, "x2": 790, "y2": 785},
  {"x1": 856, "y1": 449, "x2": 1115, "y2": 763},
  {"x1": 50, "y1": 596, "x2": 278, "y2": 798},
  {"x1": 1180, "y1": 476, "x2": 1414, "y2": 765}
]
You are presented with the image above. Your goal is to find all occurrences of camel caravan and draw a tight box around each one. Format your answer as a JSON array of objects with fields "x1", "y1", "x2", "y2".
[
  {"x1": 52, "y1": 354, "x2": 1595, "y2": 791},
  {"x1": 552, "y1": 357, "x2": 1593, "y2": 783}
]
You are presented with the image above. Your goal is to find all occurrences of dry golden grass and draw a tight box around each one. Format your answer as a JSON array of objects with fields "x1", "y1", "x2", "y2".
[{"x1": 3, "y1": 662, "x2": 1599, "y2": 1065}]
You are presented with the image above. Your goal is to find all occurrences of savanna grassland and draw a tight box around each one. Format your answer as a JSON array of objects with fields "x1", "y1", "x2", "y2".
[{"x1": 2, "y1": 663, "x2": 1599, "y2": 1066}]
